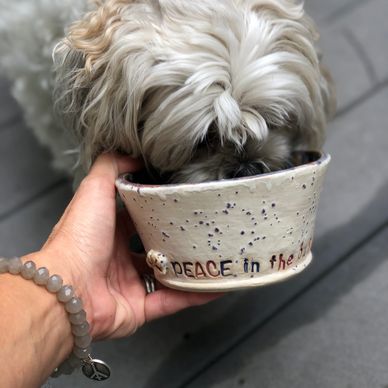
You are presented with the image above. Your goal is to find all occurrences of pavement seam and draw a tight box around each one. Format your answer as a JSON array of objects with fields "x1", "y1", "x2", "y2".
[
  {"x1": 342, "y1": 27, "x2": 378, "y2": 85},
  {"x1": 180, "y1": 220, "x2": 388, "y2": 388},
  {"x1": 334, "y1": 77, "x2": 388, "y2": 120},
  {"x1": 325, "y1": 0, "x2": 374, "y2": 25},
  {"x1": 0, "y1": 115, "x2": 23, "y2": 133}
]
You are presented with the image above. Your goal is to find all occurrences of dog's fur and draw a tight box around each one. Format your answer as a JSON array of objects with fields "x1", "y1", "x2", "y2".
[{"x1": 0, "y1": 0, "x2": 335, "y2": 184}]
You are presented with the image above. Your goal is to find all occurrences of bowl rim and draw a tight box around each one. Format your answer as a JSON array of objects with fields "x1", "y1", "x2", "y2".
[{"x1": 116, "y1": 150, "x2": 331, "y2": 193}]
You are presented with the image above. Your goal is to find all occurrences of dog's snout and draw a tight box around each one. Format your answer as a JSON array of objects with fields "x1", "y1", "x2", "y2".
[{"x1": 229, "y1": 162, "x2": 266, "y2": 179}]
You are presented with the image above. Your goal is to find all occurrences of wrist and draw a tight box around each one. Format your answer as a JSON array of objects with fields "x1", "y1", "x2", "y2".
[
  {"x1": 23, "y1": 249, "x2": 97, "y2": 336},
  {"x1": 1, "y1": 253, "x2": 104, "y2": 384},
  {"x1": 0, "y1": 263, "x2": 73, "y2": 386}
]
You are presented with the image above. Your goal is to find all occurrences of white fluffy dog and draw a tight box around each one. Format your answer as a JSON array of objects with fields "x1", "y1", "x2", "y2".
[{"x1": 0, "y1": 0, "x2": 334, "y2": 185}]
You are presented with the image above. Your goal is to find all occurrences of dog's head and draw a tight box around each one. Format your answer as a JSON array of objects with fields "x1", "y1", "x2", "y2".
[{"x1": 54, "y1": 0, "x2": 335, "y2": 183}]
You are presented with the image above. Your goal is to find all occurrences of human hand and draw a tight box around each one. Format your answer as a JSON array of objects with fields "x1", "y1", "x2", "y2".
[{"x1": 27, "y1": 153, "x2": 222, "y2": 340}]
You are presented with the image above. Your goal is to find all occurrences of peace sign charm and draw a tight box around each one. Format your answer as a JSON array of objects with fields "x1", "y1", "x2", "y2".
[{"x1": 82, "y1": 357, "x2": 111, "y2": 381}]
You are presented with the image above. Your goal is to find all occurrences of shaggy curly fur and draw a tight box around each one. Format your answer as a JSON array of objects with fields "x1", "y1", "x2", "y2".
[{"x1": 0, "y1": 0, "x2": 335, "y2": 184}]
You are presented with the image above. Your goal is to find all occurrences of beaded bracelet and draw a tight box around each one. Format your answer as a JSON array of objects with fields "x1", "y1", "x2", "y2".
[{"x1": 0, "y1": 257, "x2": 111, "y2": 382}]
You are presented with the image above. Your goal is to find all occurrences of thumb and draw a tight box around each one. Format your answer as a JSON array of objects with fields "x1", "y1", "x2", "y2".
[
  {"x1": 88, "y1": 153, "x2": 144, "y2": 181},
  {"x1": 49, "y1": 153, "x2": 143, "y2": 234}
]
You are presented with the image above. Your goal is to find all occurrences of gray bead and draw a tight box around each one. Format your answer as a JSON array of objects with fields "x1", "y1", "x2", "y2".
[
  {"x1": 65, "y1": 297, "x2": 83, "y2": 314},
  {"x1": 69, "y1": 310, "x2": 87, "y2": 325},
  {"x1": 21, "y1": 261, "x2": 36, "y2": 279},
  {"x1": 50, "y1": 367, "x2": 62, "y2": 378},
  {"x1": 72, "y1": 322, "x2": 90, "y2": 337},
  {"x1": 59, "y1": 359, "x2": 76, "y2": 375},
  {"x1": 8, "y1": 257, "x2": 22, "y2": 274},
  {"x1": 67, "y1": 353, "x2": 82, "y2": 369},
  {"x1": 0, "y1": 258, "x2": 9, "y2": 274},
  {"x1": 73, "y1": 346, "x2": 91, "y2": 360},
  {"x1": 46, "y1": 274, "x2": 63, "y2": 293},
  {"x1": 57, "y1": 285, "x2": 74, "y2": 303},
  {"x1": 33, "y1": 267, "x2": 50, "y2": 285},
  {"x1": 74, "y1": 334, "x2": 92, "y2": 348}
]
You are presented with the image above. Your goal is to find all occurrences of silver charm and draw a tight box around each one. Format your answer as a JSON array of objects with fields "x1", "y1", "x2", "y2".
[{"x1": 82, "y1": 357, "x2": 111, "y2": 381}]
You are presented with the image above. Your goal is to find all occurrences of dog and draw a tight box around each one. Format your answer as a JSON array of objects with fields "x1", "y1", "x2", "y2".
[{"x1": 0, "y1": 0, "x2": 335, "y2": 185}]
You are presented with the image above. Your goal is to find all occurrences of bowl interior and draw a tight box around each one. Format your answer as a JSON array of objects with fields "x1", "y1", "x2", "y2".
[{"x1": 120, "y1": 150, "x2": 324, "y2": 189}]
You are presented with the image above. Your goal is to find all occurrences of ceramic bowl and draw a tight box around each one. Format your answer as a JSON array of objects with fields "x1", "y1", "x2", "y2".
[{"x1": 116, "y1": 151, "x2": 330, "y2": 292}]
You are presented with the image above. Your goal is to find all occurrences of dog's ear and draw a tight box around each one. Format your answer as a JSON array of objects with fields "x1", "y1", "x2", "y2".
[
  {"x1": 53, "y1": 0, "x2": 155, "y2": 171},
  {"x1": 319, "y1": 62, "x2": 337, "y2": 121}
]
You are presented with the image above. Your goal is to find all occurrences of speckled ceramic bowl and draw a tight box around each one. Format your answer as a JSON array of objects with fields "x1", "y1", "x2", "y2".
[{"x1": 116, "y1": 151, "x2": 330, "y2": 292}]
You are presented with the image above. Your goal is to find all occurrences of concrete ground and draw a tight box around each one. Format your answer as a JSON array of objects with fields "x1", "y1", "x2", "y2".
[{"x1": 1, "y1": 0, "x2": 387, "y2": 387}]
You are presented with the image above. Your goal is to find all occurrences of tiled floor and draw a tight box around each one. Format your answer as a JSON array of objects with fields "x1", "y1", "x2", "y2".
[{"x1": 1, "y1": 0, "x2": 387, "y2": 387}]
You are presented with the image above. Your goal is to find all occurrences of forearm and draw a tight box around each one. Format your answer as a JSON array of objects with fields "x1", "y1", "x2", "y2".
[{"x1": 0, "y1": 255, "x2": 73, "y2": 387}]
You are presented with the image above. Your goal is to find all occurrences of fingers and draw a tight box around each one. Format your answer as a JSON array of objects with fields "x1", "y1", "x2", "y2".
[
  {"x1": 88, "y1": 153, "x2": 143, "y2": 182},
  {"x1": 60, "y1": 153, "x2": 143, "y2": 224},
  {"x1": 74, "y1": 152, "x2": 143, "y2": 203},
  {"x1": 45, "y1": 153, "x2": 143, "y2": 242},
  {"x1": 115, "y1": 154, "x2": 144, "y2": 175},
  {"x1": 144, "y1": 289, "x2": 224, "y2": 322}
]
